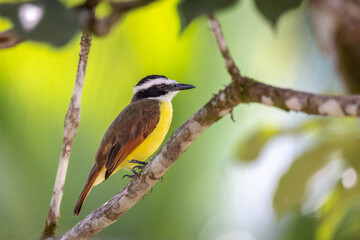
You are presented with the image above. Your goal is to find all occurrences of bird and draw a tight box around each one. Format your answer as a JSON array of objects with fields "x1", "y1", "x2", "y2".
[{"x1": 73, "y1": 75, "x2": 195, "y2": 215}]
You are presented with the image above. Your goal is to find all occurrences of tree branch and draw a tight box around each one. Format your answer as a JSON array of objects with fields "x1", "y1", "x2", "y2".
[
  {"x1": 42, "y1": 32, "x2": 92, "y2": 239},
  {"x1": 0, "y1": 29, "x2": 22, "y2": 49},
  {"x1": 82, "y1": 0, "x2": 157, "y2": 36},
  {"x1": 0, "y1": 0, "x2": 156, "y2": 49},
  {"x1": 208, "y1": 14, "x2": 360, "y2": 117},
  {"x1": 55, "y1": 14, "x2": 360, "y2": 239}
]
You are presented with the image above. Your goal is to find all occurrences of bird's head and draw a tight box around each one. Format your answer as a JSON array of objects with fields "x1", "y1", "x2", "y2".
[{"x1": 131, "y1": 75, "x2": 195, "y2": 102}]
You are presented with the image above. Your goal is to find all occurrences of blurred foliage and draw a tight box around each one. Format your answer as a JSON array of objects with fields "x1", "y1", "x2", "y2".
[
  {"x1": 177, "y1": 0, "x2": 237, "y2": 31},
  {"x1": 237, "y1": 118, "x2": 360, "y2": 240},
  {"x1": 274, "y1": 142, "x2": 335, "y2": 215},
  {"x1": 272, "y1": 211, "x2": 315, "y2": 240},
  {"x1": 0, "y1": 0, "x2": 305, "y2": 45},
  {"x1": 0, "y1": 0, "x2": 79, "y2": 46},
  {"x1": 236, "y1": 127, "x2": 280, "y2": 162},
  {"x1": 253, "y1": 0, "x2": 304, "y2": 26},
  {"x1": 0, "y1": 0, "x2": 359, "y2": 240},
  {"x1": 332, "y1": 200, "x2": 360, "y2": 240}
]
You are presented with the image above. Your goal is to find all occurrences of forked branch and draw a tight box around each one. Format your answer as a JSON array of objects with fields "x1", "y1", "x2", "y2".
[{"x1": 208, "y1": 14, "x2": 360, "y2": 117}]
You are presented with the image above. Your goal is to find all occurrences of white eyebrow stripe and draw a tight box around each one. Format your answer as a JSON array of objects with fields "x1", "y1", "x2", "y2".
[{"x1": 133, "y1": 78, "x2": 178, "y2": 95}]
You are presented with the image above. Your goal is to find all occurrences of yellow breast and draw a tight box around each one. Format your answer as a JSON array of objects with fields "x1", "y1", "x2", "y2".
[
  {"x1": 121, "y1": 100, "x2": 173, "y2": 170},
  {"x1": 94, "y1": 100, "x2": 173, "y2": 185}
]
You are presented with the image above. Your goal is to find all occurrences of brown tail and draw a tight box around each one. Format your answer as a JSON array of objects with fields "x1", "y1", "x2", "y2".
[{"x1": 73, "y1": 165, "x2": 99, "y2": 216}]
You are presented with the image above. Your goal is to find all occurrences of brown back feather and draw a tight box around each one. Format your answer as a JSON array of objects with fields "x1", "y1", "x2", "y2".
[{"x1": 104, "y1": 100, "x2": 160, "y2": 178}]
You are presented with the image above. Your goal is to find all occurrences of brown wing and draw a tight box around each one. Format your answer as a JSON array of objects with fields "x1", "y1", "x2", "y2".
[
  {"x1": 73, "y1": 100, "x2": 160, "y2": 216},
  {"x1": 103, "y1": 100, "x2": 160, "y2": 179}
]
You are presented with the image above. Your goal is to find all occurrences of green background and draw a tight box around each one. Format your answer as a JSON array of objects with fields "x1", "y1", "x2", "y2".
[{"x1": 1, "y1": 0, "x2": 359, "y2": 239}]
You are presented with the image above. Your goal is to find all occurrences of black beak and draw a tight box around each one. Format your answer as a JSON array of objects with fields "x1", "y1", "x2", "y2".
[{"x1": 172, "y1": 83, "x2": 195, "y2": 91}]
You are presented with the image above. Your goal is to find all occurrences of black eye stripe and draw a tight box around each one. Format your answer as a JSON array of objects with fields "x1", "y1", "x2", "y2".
[
  {"x1": 140, "y1": 84, "x2": 169, "y2": 92},
  {"x1": 132, "y1": 85, "x2": 169, "y2": 102}
]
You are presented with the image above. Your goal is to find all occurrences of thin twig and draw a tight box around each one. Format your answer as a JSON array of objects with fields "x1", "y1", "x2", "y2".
[
  {"x1": 208, "y1": 14, "x2": 242, "y2": 84},
  {"x1": 42, "y1": 32, "x2": 92, "y2": 239}
]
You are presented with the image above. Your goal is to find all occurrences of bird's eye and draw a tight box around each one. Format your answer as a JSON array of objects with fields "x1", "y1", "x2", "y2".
[{"x1": 160, "y1": 84, "x2": 168, "y2": 90}]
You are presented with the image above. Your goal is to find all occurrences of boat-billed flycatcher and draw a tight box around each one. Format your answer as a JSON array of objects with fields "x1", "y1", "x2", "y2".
[{"x1": 73, "y1": 75, "x2": 195, "y2": 215}]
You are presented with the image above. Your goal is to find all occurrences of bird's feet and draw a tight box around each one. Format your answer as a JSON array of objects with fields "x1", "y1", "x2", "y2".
[
  {"x1": 122, "y1": 160, "x2": 164, "y2": 183},
  {"x1": 122, "y1": 174, "x2": 134, "y2": 179},
  {"x1": 122, "y1": 160, "x2": 147, "y2": 179},
  {"x1": 129, "y1": 160, "x2": 147, "y2": 166},
  {"x1": 130, "y1": 160, "x2": 148, "y2": 171},
  {"x1": 122, "y1": 168, "x2": 138, "y2": 179}
]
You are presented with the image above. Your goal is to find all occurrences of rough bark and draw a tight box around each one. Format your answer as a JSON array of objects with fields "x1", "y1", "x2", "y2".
[{"x1": 42, "y1": 32, "x2": 92, "y2": 239}]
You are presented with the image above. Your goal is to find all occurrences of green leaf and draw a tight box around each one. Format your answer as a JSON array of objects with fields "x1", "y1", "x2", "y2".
[
  {"x1": 254, "y1": 0, "x2": 303, "y2": 27},
  {"x1": 178, "y1": 0, "x2": 238, "y2": 32},
  {"x1": 343, "y1": 138, "x2": 360, "y2": 172},
  {"x1": 235, "y1": 120, "x2": 328, "y2": 163},
  {"x1": 236, "y1": 127, "x2": 279, "y2": 162},
  {"x1": 273, "y1": 143, "x2": 335, "y2": 216},
  {"x1": 0, "y1": 0, "x2": 79, "y2": 46},
  {"x1": 332, "y1": 200, "x2": 360, "y2": 240},
  {"x1": 317, "y1": 184, "x2": 360, "y2": 240},
  {"x1": 272, "y1": 210, "x2": 315, "y2": 240}
]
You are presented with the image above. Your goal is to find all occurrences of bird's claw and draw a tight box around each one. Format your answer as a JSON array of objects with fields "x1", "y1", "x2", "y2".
[
  {"x1": 129, "y1": 160, "x2": 148, "y2": 166},
  {"x1": 128, "y1": 160, "x2": 148, "y2": 175},
  {"x1": 122, "y1": 167, "x2": 138, "y2": 179},
  {"x1": 122, "y1": 174, "x2": 135, "y2": 179},
  {"x1": 133, "y1": 165, "x2": 145, "y2": 171},
  {"x1": 122, "y1": 161, "x2": 146, "y2": 179}
]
